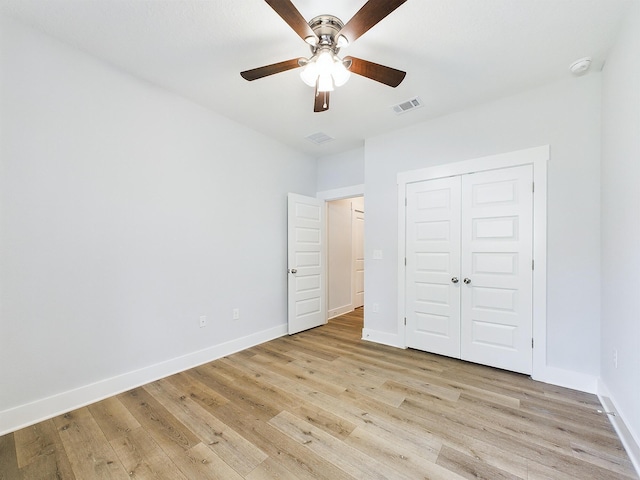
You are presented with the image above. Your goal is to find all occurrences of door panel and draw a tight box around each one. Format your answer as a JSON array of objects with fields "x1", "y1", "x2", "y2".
[
  {"x1": 353, "y1": 208, "x2": 365, "y2": 308},
  {"x1": 406, "y1": 177, "x2": 461, "y2": 357},
  {"x1": 288, "y1": 193, "x2": 326, "y2": 334},
  {"x1": 461, "y1": 165, "x2": 533, "y2": 374}
]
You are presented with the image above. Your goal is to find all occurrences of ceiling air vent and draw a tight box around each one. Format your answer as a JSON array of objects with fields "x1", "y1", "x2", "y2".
[
  {"x1": 392, "y1": 97, "x2": 423, "y2": 115},
  {"x1": 305, "y1": 131, "x2": 334, "y2": 145}
]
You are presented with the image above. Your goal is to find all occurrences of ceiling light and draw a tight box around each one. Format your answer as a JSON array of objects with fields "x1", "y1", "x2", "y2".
[
  {"x1": 299, "y1": 47, "x2": 351, "y2": 92},
  {"x1": 332, "y1": 60, "x2": 350, "y2": 87},
  {"x1": 300, "y1": 61, "x2": 319, "y2": 86},
  {"x1": 317, "y1": 74, "x2": 334, "y2": 92}
]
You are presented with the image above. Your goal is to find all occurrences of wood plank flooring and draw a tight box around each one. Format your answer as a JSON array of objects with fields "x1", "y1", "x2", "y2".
[{"x1": 1, "y1": 308, "x2": 637, "y2": 479}]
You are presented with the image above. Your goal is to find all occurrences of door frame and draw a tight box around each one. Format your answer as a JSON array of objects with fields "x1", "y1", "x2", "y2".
[
  {"x1": 317, "y1": 184, "x2": 365, "y2": 323},
  {"x1": 397, "y1": 146, "x2": 548, "y2": 380}
]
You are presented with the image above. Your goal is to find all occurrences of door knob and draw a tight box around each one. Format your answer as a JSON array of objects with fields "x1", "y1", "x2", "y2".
[
  {"x1": 463, "y1": 277, "x2": 471, "y2": 284},
  {"x1": 451, "y1": 277, "x2": 459, "y2": 284},
  {"x1": 289, "y1": 268, "x2": 297, "y2": 274}
]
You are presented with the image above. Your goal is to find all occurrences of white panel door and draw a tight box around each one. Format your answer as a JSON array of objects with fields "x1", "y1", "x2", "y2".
[
  {"x1": 406, "y1": 177, "x2": 461, "y2": 357},
  {"x1": 352, "y1": 208, "x2": 365, "y2": 309},
  {"x1": 460, "y1": 165, "x2": 533, "y2": 374},
  {"x1": 287, "y1": 193, "x2": 326, "y2": 335}
]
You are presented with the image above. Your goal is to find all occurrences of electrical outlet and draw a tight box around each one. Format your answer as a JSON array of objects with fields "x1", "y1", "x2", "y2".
[
  {"x1": 613, "y1": 348, "x2": 618, "y2": 368},
  {"x1": 199, "y1": 315, "x2": 207, "y2": 328},
  {"x1": 233, "y1": 308, "x2": 240, "y2": 320}
]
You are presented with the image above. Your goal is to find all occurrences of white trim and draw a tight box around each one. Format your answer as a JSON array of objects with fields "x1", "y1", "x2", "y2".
[
  {"x1": 536, "y1": 366, "x2": 598, "y2": 393},
  {"x1": 531, "y1": 155, "x2": 548, "y2": 382},
  {"x1": 397, "y1": 146, "x2": 549, "y2": 184},
  {"x1": 317, "y1": 184, "x2": 364, "y2": 200},
  {"x1": 598, "y1": 381, "x2": 640, "y2": 477},
  {"x1": 397, "y1": 146, "x2": 549, "y2": 379},
  {"x1": 397, "y1": 182, "x2": 407, "y2": 347},
  {"x1": 362, "y1": 328, "x2": 405, "y2": 349},
  {"x1": 328, "y1": 305, "x2": 354, "y2": 319},
  {"x1": 0, "y1": 324, "x2": 287, "y2": 436}
]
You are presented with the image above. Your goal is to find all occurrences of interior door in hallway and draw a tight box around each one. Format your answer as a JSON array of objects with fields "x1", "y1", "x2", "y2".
[
  {"x1": 352, "y1": 206, "x2": 365, "y2": 309},
  {"x1": 287, "y1": 193, "x2": 326, "y2": 334}
]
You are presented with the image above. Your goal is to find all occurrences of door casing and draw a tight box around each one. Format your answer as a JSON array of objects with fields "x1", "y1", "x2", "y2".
[{"x1": 317, "y1": 185, "x2": 366, "y2": 324}]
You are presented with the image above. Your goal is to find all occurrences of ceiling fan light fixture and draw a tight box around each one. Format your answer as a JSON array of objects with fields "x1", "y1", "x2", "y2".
[
  {"x1": 332, "y1": 59, "x2": 351, "y2": 87},
  {"x1": 317, "y1": 74, "x2": 334, "y2": 92},
  {"x1": 243, "y1": 1, "x2": 409, "y2": 112},
  {"x1": 316, "y1": 50, "x2": 334, "y2": 75},
  {"x1": 304, "y1": 35, "x2": 318, "y2": 46},
  {"x1": 300, "y1": 61, "x2": 319, "y2": 86},
  {"x1": 300, "y1": 50, "x2": 350, "y2": 90}
]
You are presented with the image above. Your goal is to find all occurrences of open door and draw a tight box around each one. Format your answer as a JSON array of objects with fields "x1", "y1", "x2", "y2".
[{"x1": 287, "y1": 193, "x2": 326, "y2": 334}]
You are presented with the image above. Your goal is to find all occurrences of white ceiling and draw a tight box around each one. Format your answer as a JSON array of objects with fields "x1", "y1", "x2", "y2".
[{"x1": 1, "y1": 0, "x2": 632, "y2": 157}]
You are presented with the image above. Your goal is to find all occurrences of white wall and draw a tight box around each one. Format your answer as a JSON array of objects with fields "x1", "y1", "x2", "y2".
[
  {"x1": 317, "y1": 147, "x2": 364, "y2": 192},
  {"x1": 364, "y1": 74, "x2": 602, "y2": 378},
  {"x1": 0, "y1": 17, "x2": 316, "y2": 432},
  {"x1": 600, "y1": 0, "x2": 640, "y2": 461}
]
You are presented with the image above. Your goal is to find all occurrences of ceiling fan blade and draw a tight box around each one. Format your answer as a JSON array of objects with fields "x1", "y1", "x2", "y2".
[
  {"x1": 338, "y1": 0, "x2": 407, "y2": 44},
  {"x1": 345, "y1": 56, "x2": 406, "y2": 87},
  {"x1": 265, "y1": 0, "x2": 317, "y2": 43},
  {"x1": 314, "y1": 86, "x2": 330, "y2": 112},
  {"x1": 240, "y1": 58, "x2": 303, "y2": 81}
]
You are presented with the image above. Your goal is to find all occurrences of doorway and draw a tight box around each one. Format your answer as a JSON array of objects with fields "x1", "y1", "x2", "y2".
[{"x1": 326, "y1": 196, "x2": 364, "y2": 319}]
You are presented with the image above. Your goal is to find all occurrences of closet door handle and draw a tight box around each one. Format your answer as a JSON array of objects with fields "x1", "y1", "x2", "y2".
[
  {"x1": 451, "y1": 277, "x2": 459, "y2": 284},
  {"x1": 463, "y1": 277, "x2": 471, "y2": 284}
]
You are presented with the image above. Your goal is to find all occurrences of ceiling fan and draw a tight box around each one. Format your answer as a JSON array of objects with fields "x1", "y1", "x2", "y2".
[{"x1": 240, "y1": 0, "x2": 408, "y2": 112}]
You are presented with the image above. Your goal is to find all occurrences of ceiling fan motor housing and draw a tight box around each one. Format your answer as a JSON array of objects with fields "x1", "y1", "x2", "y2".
[{"x1": 308, "y1": 15, "x2": 345, "y2": 52}]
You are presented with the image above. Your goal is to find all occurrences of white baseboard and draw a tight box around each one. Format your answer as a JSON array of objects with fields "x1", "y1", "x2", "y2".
[
  {"x1": 361, "y1": 328, "x2": 405, "y2": 349},
  {"x1": 328, "y1": 305, "x2": 353, "y2": 319},
  {"x1": 532, "y1": 365, "x2": 598, "y2": 394},
  {"x1": 598, "y1": 381, "x2": 640, "y2": 477},
  {"x1": 0, "y1": 324, "x2": 288, "y2": 436}
]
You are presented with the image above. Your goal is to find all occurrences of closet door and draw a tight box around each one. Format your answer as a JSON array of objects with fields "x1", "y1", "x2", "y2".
[
  {"x1": 406, "y1": 177, "x2": 461, "y2": 357},
  {"x1": 460, "y1": 165, "x2": 533, "y2": 374}
]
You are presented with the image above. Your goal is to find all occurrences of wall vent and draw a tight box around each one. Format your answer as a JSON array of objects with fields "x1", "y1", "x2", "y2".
[
  {"x1": 392, "y1": 97, "x2": 423, "y2": 115},
  {"x1": 305, "y1": 131, "x2": 335, "y2": 145}
]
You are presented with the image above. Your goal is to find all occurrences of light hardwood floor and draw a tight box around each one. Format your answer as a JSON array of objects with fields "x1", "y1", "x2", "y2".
[{"x1": 1, "y1": 309, "x2": 637, "y2": 479}]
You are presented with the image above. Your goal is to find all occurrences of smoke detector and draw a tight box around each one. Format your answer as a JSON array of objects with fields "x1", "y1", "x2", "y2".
[{"x1": 569, "y1": 57, "x2": 592, "y2": 76}]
